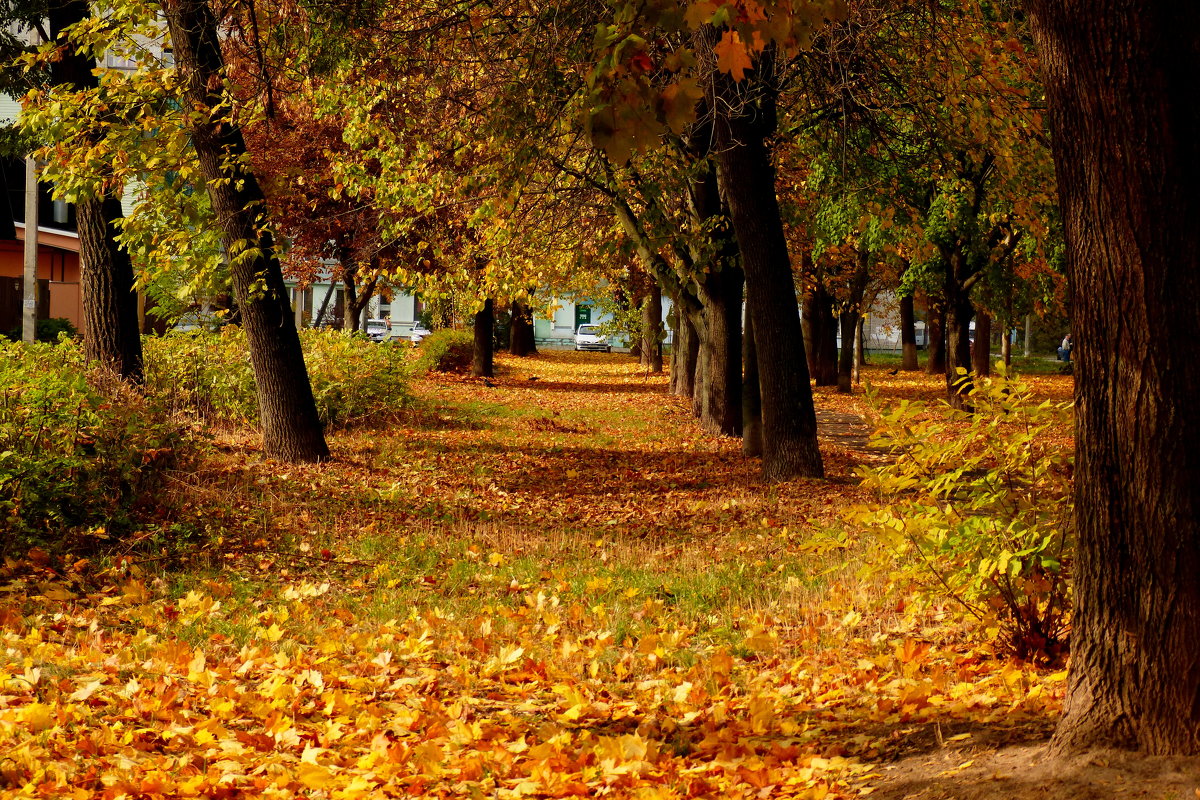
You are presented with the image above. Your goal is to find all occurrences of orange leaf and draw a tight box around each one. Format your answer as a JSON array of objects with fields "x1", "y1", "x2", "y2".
[{"x1": 715, "y1": 31, "x2": 753, "y2": 81}]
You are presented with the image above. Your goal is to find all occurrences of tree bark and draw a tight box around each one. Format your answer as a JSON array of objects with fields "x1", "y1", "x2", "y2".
[
  {"x1": 509, "y1": 299, "x2": 537, "y2": 356},
  {"x1": 640, "y1": 284, "x2": 663, "y2": 373},
  {"x1": 742, "y1": 305, "x2": 762, "y2": 457},
  {"x1": 855, "y1": 315, "x2": 866, "y2": 368},
  {"x1": 472, "y1": 298, "x2": 494, "y2": 378},
  {"x1": 817, "y1": 290, "x2": 839, "y2": 387},
  {"x1": 837, "y1": 310, "x2": 856, "y2": 393},
  {"x1": 50, "y1": 0, "x2": 143, "y2": 383},
  {"x1": 806, "y1": 284, "x2": 839, "y2": 386},
  {"x1": 166, "y1": 0, "x2": 328, "y2": 463},
  {"x1": 1030, "y1": 0, "x2": 1200, "y2": 755},
  {"x1": 670, "y1": 299, "x2": 701, "y2": 398},
  {"x1": 943, "y1": 266, "x2": 974, "y2": 407},
  {"x1": 697, "y1": 265, "x2": 744, "y2": 435},
  {"x1": 972, "y1": 310, "x2": 992, "y2": 376},
  {"x1": 925, "y1": 297, "x2": 947, "y2": 375},
  {"x1": 713, "y1": 72, "x2": 822, "y2": 479},
  {"x1": 899, "y1": 294, "x2": 919, "y2": 370}
]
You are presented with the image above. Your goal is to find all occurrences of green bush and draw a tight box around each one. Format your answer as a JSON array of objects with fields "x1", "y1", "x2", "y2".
[
  {"x1": 143, "y1": 328, "x2": 258, "y2": 427},
  {"x1": 299, "y1": 329, "x2": 413, "y2": 428},
  {"x1": 414, "y1": 329, "x2": 473, "y2": 373},
  {"x1": 143, "y1": 327, "x2": 412, "y2": 430},
  {"x1": 0, "y1": 338, "x2": 181, "y2": 549},
  {"x1": 5, "y1": 317, "x2": 78, "y2": 343},
  {"x1": 849, "y1": 367, "x2": 1074, "y2": 662}
]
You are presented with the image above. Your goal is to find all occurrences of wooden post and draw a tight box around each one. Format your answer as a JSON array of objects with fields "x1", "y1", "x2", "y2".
[{"x1": 21, "y1": 158, "x2": 38, "y2": 343}]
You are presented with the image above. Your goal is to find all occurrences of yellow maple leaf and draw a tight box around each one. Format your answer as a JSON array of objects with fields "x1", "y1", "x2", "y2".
[{"x1": 297, "y1": 761, "x2": 335, "y2": 790}]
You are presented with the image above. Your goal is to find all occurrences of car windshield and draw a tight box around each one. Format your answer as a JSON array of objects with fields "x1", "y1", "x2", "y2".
[{"x1": 577, "y1": 325, "x2": 599, "y2": 334}]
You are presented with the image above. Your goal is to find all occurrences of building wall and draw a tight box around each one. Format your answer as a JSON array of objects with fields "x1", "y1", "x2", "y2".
[{"x1": 0, "y1": 236, "x2": 82, "y2": 330}]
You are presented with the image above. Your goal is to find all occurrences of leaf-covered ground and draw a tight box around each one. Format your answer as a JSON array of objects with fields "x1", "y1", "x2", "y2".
[{"x1": 1, "y1": 351, "x2": 1194, "y2": 798}]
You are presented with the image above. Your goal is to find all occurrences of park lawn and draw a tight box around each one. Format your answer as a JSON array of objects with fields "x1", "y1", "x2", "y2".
[{"x1": 0, "y1": 351, "x2": 1075, "y2": 799}]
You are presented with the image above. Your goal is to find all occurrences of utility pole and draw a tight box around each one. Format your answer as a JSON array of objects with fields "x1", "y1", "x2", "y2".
[{"x1": 21, "y1": 157, "x2": 39, "y2": 343}]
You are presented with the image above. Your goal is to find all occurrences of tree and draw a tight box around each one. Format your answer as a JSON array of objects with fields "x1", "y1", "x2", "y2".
[
  {"x1": 47, "y1": 0, "x2": 143, "y2": 383},
  {"x1": 164, "y1": 0, "x2": 329, "y2": 463},
  {"x1": 1028, "y1": 0, "x2": 1200, "y2": 756}
]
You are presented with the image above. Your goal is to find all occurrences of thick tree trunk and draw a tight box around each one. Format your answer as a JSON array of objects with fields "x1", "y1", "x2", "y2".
[
  {"x1": 509, "y1": 299, "x2": 537, "y2": 356},
  {"x1": 1030, "y1": 0, "x2": 1200, "y2": 755},
  {"x1": 51, "y1": 0, "x2": 143, "y2": 383},
  {"x1": 472, "y1": 298, "x2": 494, "y2": 378},
  {"x1": 76, "y1": 197, "x2": 143, "y2": 382},
  {"x1": 815, "y1": 290, "x2": 839, "y2": 387},
  {"x1": 925, "y1": 298, "x2": 946, "y2": 375},
  {"x1": 697, "y1": 266, "x2": 744, "y2": 435},
  {"x1": 801, "y1": 286, "x2": 818, "y2": 375},
  {"x1": 1001, "y1": 321, "x2": 1012, "y2": 366},
  {"x1": 899, "y1": 294, "x2": 919, "y2": 370},
  {"x1": 166, "y1": 0, "x2": 328, "y2": 463},
  {"x1": 837, "y1": 311, "x2": 856, "y2": 393},
  {"x1": 742, "y1": 305, "x2": 762, "y2": 457},
  {"x1": 712, "y1": 65, "x2": 822, "y2": 480},
  {"x1": 972, "y1": 310, "x2": 992, "y2": 376},
  {"x1": 640, "y1": 285, "x2": 663, "y2": 373},
  {"x1": 805, "y1": 284, "x2": 839, "y2": 386},
  {"x1": 670, "y1": 301, "x2": 701, "y2": 398}
]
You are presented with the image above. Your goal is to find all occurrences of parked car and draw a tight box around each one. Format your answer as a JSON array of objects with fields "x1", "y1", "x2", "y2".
[
  {"x1": 410, "y1": 322, "x2": 433, "y2": 344},
  {"x1": 574, "y1": 324, "x2": 611, "y2": 352},
  {"x1": 365, "y1": 318, "x2": 389, "y2": 342}
]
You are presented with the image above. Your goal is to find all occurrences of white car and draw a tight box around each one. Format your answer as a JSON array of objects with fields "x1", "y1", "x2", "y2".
[
  {"x1": 574, "y1": 324, "x2": 611, "y2": 352},
  {"x1": 410, "y1": 322, "x2": 433, "y2": 344}
]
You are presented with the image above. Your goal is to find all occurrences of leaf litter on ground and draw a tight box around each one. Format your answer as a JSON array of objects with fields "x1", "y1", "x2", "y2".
[{"x1": 1, "y1": 351, "x2": 1181, "y2": 799}]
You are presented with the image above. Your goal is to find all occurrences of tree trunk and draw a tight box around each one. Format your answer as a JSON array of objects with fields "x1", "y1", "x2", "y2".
[
  {"x1": 76, "y1": 197, "x2": 143, "y2": 382},
  {"x1": 165, "y1": 0, "x2": 328, "y2": 463},
  {"x1": 742, "y1": 305, "x2": 762, "y2": 456},
  {"x1": 1001, "y1": 321, "x2": 1012, "y2": 366},
  {"x1": 713, "y1": 65, "x2": 822, "y2": 479},
  {"x1": 972, "y1": 310, "x2": 992, "y2": 376},
  {"x1": 472, "y1": 298, "x2": 494, "y2": 378},
  {"x1": 900, "y1": 294, "x2": 920, "y2": 370},
  {"x1": 697, "y1": 265, "x2": 744, "y2": 435},
  {"x1": 855, "y1": 316, "x2": 866, "y2": 368},
  {"x1": 641, "y1": 285, "x2": 663, "y2": 373},
  {"x1": 314, "y1": 278, "x2": 338, "y2": 327},
  {"x1": 943, "y1": 265, "x2": 974, "y2": 407},
  {"x1": 509, "y1": 299, "x2": 537, "y2": 356},
  {"x1": 1029, "y1": 0, "x2": 1200, "y2": 756},
  {"x1": 670, "y1": 300, "x2": 701, "y2": 398},
  {"x1": 837, "y1": 310, "x2": 856, "y2": 393},
  {"x1": 815, "y1": 289, "x2": 839, "y2": 387},
  {"x1": 50, "y1": 0, "x2": 143, "y2": 383},
  {"x1": 801, "y1": 286, "x2": 818, "y2": 376},
  {"x1": 925, "y1": 298, "x2": 947, "y2": 375}
]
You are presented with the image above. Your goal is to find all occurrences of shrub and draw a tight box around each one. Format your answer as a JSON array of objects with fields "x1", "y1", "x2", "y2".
[
  {"x1": 143, "y1": 328, "x2": 258, "y2": 427},
  {"x1": 414, "y1": 329, "x2": 473, "y2": 373},
  {"x1": 848, "y1": 367, "x2": 1074, "y2": 662},
  {"x1": 5, "y1": 317, "x2": 78, "y2": 343},
  {"x1": 143, "y1": 327, "x2": 412, "y2": 430},
  {"x1": 0, "y1": 338, "x2": 181, "y2": 550},
  {"x1": 299, "y1": 330, "x2": 412, "y2": 428}
]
